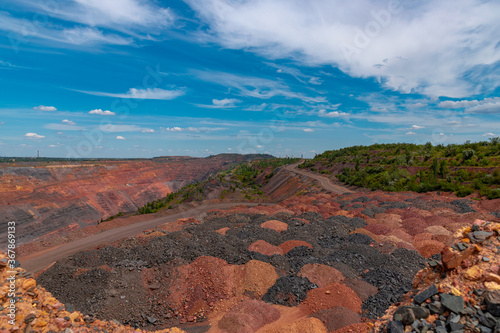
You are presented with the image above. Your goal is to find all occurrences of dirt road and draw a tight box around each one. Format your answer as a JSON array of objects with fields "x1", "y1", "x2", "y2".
[
  {"x1": 284, "y1": 162, "x2": 354, "y2": 194},
  {"x1": 19, "y1": 202, "x2": 271, "y2": 273}
]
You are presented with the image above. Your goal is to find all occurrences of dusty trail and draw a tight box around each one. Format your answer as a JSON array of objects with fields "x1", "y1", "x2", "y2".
[
  {"x1": 19, "y1": 202, "x2": 272, "y2": 273},
  {"x1": 284, "y1": 162, "x2": 354, "y2": 194}
]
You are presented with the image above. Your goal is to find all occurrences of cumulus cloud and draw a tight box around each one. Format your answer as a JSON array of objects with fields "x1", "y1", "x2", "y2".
[
  {"x1": 116, "y1": 136, "x2": 126, "y2": 140},
  {"x1": 62, "y1": 119, "x2": 76, "y2": 125},
  {"x1": 412, "y1": 125, "x2": 424, "y2": 129},
  {"x1": 318, "y1": 110, "x2": 348, "y2": 118},
  {"x1": 439, "y1": 97, "x2": 500, "y2": 114},
  {"x1": 25, "y1": 132, "x2": 45, "y2": 139},
  {"x1": 483, "y1": 132, "x2": 496, "y2": 136},
  {"x1": 303, "y1": 128, "x2": 315, "y2": 132},
  {"x1": 186, "y1": 0, "x2": 500, "y2": 97},
  {"x1": 89, "y1": 109, "x2": 116, "y2": 115},
  {"x1": 165, "y1": 127, "x2": 183, "y2": 132},
  {"x1": 141, "y1": 128, "x2": 155, "y2": 133},
  {"x1": 80, "y1": 88, "x2": 185, "y2": 100},
  {"x1": 34, "y1": 105, "x2": 57, "y2": 111}
]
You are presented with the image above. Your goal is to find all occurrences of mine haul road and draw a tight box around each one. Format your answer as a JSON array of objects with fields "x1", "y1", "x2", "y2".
[{"x1": 20, "y1": 163, "x2": 353, "y2": 273}]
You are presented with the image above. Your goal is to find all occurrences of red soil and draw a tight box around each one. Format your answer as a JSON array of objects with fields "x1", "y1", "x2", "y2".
[
  {"x1": 261, "y1": 220, "x2": 288, "y2": 232},
  {"x1": 248, "y1": 241, "x2": 284, "y2": 256},
  {"x1": 301, "y1": 283, "x2": 362, "y2": 314},
  {"x1": 217, "y1": 300, "x2": 280, "y2": 333},
  {"x1": 279, "y1": 240, "x2": 313, "y2": 254},
  {"x1": 298, "y1": 264, "x2": 345, "y2": 288},
  {"x1": 343, "y1": 278, "x2": 378, "y2": 302},
  {"x1": 311, "y1": 306, "x2": 362, "y2": 332}
]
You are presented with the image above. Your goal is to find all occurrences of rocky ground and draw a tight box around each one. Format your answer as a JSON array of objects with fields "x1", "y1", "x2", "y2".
[{"x1": 6, "y1": 191, "x2": 492, "y2": 333}]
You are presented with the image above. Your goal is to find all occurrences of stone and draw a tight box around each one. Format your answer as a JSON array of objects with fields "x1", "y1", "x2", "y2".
[
  {"x1": 486, "y1": 274, "x2": 500, "y2": 284},
  {"x1": 441, "y1": 245, "x2": 479, "y2": 270},
  {"x1": 485, "y1": 291, "x2": 500, "y2": 316},
  {"x1": 448, "y1": 323, "x2": 464, "y2": 331},
  {"x1": 147, "y1": 316, "x2": 157, "y2": 324},
  {"x1": 393, "y1": 306, "x2": 430, "y2": 325},
  {"x1": 414, "y1": 285, "x2": 439, "y2": 304},
  {"x1": 485, "y1": 282, "x2": 500, "y2": 291},
  {"x1": 429, "y1": 301, "x2": 445, "y2": 315},
  {"x1": 440, "y1": 293, "x2": 464, "y2": 314},
  {"x1": 464, "y1": 266, "x2": 483, "y2": 281},
  {"x1": 479, "y1": 325, "x2": 492, "y2": 333},
  {"x1": 479, "y1": 313, "x2": 497, "y2": 328},
  {"x1": 387, "y1": 321, "x2": 404, "y2": 333},
  {"x1": 468, "y1": 231, "x2": 494, "y2": 243},
  {"x1": 435, "y1": 326, "x2": 447, "y2": 333}
]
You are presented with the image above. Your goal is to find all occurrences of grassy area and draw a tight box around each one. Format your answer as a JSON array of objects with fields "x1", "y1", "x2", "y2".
[
  {"x1": 299, "y1": 139, "x2": 500, "y2": 199},
  {"x1": 136, "y1": 157, "x2": 300, "y2": 214}
]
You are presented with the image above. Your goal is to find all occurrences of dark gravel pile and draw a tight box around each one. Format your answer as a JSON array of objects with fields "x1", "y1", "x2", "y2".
[
  {"x1": 38, "y1": 207, "x2": 427, "y2": 329},
  {"x1": 262, "y1": 276, "x2": 317, "y2": 306},
  {"x1": 450, "y1": 199, "x2": 477, "y2": 213}
]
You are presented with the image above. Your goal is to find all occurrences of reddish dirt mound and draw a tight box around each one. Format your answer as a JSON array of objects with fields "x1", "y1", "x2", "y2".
[
  {"x1": 216, "y1": 227, "x2": 230, "y2": 236},
  {"x1": 168, "y1": 256, "x2": 234, "y2": 318},
  {"x1": 261, "y1": 220, "x2": 289, "y2": 232},
  {"x1": 332, "y1": 323, "x2": 372, "y2": 333},
  {"x1": 351, "y1": 229, "x2": 382, "y2": 243},
  {"x1": 301, "y1": 283, "x2": 362, "y2": 314},
  {"x1": 234, "y1": 260, "x2": 279, "y2": 298},
  {"x1": 248, "y1": 240, "x2": 284, "y2": 256},
  {"x1": 298, "y1": 264, "x2": 344, "y2": 288},
  {"x1": 311, "y1": 306, "x2": 362, "y2": 332},
  {"x1": 363, "y1": 223, "x2": 392, "y2": 236},
  {"x1": 387, "y1": 229, "x2": 414, "y2": 244},
  {"x1": 402, "y1": 217, "x2": 428, "y2": 236},
  {"x1": 265, "y1": 317, "x2": 328, "y2": 333},
  {"x1": 279, "y1": 240, "x2": 313, "y2": 254},
  {"x1": 414, "y1": 239, "x2": 445, "y2": 258},
  {"x1": 343, "y1": 278, "x2": 378, "y2": 302},
  {"x1": 217, "y1": 300, "x2": 280, "y2": 333}
]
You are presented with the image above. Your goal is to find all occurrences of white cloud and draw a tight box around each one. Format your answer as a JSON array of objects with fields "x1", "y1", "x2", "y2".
[
  {"x1": 197, "y1": 98, "x2": 242, "y2": 109},
  {"x1": 483, "y1": 132, "x2": 496, "y2": 136},
  {"x1": 0, "y1": 0, "x2": 174, "y2": 48},
  {"x1": 165, "y1": 127, "x2": 183, "y2": 132},
  {"x1": 100, "y1": 124, "x2": 153, "y2": 132},
  {"x1": 34, "y1": 105, "x2": 57, "y2": 112},
  {"x1": 406, "y1": 132, "x2": 416, "y2": 135},
  {"x1": 318, "y1": 110, "x2": 348, "y2": 118},
  {"x1": 439, "y1": 97, "x2": 500, "y2": 114},
  {"x1": 193, "y1": 70, "x2": 326, "y2": 103},
  {"x1": 79, "y1": 88, "x2": 185, "y2": 100},
  {"x1": 141, "y1": 128, "x2": 155, "y2": 133},
  {"x1": 62, "y1": 119, "x2": 76, "y2": 125},
  {"x1": 164, "y1": 126, "x2": 225, "y2": 133},
  {"x1": 89, "y1": 109, "x2": 116, "y2": 116},
  {"x1": 25, "y1": 132, "x2": 45, "y2": 139},
  {"x1": 412, "y1": 125, "x2": 424, "y2": 129},
  {"x1": 186, "y1": 0, "x2": 500, "y2": 97},
  {"x1": 116, "y1": 136, "x2": 126, "y2": 140},
  {"x1": 303, "y1": 128, "x2": 315, "y2": 132}
]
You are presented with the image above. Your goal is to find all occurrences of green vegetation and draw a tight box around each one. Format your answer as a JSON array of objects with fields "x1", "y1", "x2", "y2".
[
  {"x1": 137, "y1": 157, "x2": 300, "y2": 214},
  {"x1": 300, "y1": 140, "x2": 500, "y2": 199}
]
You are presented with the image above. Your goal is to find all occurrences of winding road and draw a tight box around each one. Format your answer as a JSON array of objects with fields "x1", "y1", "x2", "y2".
[
  {"x1": 19, "y1": 202, "x2": 272, "y2": 273},
  {"x1": 284, "y1": 162, "x2": 354, "y2": 194},
  {"x1": 20, "y1": 162, "x2": 352, "y2": 273}
]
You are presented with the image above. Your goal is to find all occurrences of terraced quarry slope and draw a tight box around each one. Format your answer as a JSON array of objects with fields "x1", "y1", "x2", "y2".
[{"x1": 0, "y1": 154, "x2": 268, "y2": 246}]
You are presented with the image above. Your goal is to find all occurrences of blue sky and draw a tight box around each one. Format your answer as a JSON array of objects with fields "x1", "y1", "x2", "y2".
[{"x1": 0, "y1": 0, "x2": 499, "y2": 158}]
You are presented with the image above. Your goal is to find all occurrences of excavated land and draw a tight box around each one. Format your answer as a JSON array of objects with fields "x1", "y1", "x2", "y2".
[
  {"x1": 30, "y1": 191, "x2": 500, "y2": 333},
  {"x1": 0, "y1": 155, "x2": 264, "y2": 247}
]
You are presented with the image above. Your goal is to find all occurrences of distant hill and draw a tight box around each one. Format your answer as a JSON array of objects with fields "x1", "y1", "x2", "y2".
[{"x1": 299, "y1": 139, "x2": 500, "y2": 199}]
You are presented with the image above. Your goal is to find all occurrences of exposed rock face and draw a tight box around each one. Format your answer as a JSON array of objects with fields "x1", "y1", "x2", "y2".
[{"x1": 0, "y1": 155, "x2": 263, "y2": 246}]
